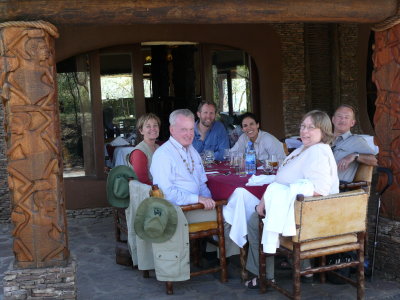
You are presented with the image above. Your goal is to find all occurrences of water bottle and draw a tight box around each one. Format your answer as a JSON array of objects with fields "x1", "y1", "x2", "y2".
[{"x1": 245, "y1": 141, "x2": 256, "y2": 175}]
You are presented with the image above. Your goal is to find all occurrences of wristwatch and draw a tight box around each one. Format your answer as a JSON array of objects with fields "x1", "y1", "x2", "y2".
[{"x1": 354, "y1": 152, "x2": 360, "y2": 162}]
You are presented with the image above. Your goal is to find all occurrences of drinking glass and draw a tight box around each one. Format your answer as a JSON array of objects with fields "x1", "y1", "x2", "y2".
[
  {"x1": 233, "y1": 154, "x2": 240, "y2": 174},
  {"x1": 263, "y1": 160, "x2": 273, "y2": 175},
  {"x1": 238, "y1": 156, "x2": 247, "y2": 177},
  {"x1": 235, "y1": 156, "x2": 246, "y2": 176},
  {"x1": 223, "y1": 148, "x2": 230, "y2": 163},
  {"x1": 204, "y1": 150, "x2": 215, "y2": 166},
  {"x1": 230, "y1": 151, "x2": 237, "y2": 167},
  {"x1": 269, "y1": 154, "x2": 278, "y2": 174}
]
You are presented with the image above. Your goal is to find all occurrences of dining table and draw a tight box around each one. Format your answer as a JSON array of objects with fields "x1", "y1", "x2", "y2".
[{"x1": 205, "y1": 162, "x2": 268, "y2": 200}]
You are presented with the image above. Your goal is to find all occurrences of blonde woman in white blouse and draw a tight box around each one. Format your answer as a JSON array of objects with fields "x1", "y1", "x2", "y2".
[{"x1": 245, "y1": 110, "x2": 339, "y2": 289}]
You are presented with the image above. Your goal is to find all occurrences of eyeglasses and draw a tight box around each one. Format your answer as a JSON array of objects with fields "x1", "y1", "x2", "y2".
[{"x1": 299, "y1": 124, "x2": 317, "y2": 131}]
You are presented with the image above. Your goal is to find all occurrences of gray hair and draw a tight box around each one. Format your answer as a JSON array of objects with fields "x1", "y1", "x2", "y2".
[{"x1": 169, "y1": 109, "x2": 195, "y2": 126}]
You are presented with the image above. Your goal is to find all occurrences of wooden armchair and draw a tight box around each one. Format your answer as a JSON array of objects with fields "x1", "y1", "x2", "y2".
[
  {"x1": 258, "y1": 189, "x2": 369, "y2": 300},
  {"x1": 339, "y1": 163, "x2": 373, "y2": 192},
  {"x1": 165, "y1": 199, "x2": 228, "y2": 294}
]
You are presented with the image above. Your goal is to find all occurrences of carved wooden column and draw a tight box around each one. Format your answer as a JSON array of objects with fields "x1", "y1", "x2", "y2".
[
  {"x1": 0, "y1": 21, "x2": 69, "y2": 268},
  {"x1": 372, "y1": 18, "x2": 400, "y2": 219}
]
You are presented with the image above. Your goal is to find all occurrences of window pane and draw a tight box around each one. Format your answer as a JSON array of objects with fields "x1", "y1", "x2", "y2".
[
  {"x1": 212, "y1": 50, "x2": 251, "y2": 115},
  {"x1": 58, "y1": 54, "x2": 94, "y2": 177},
  {"x1": 100, "y1": 54, "x2": 136, "y2": 168}
]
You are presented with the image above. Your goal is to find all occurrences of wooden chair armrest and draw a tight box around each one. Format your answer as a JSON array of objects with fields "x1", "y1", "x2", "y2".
[
  {"x1": 180, "y1": 199, "x2": 227, "y2": 212},
  {"x1": 339, "y1": 181, "x2": 368, "y2": 190},
  {"x1": 296, "y1": 189, "x2": 367, "y2": 203}
]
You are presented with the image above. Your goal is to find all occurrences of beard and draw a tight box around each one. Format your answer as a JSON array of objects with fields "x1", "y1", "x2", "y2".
[{"x1": 200, "y1": 119, "x2": 213, "y2": 127}]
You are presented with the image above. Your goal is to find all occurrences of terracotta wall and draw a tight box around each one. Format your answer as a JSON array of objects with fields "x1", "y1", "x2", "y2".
[{"x1": 56, "y1": 24, "x2": 284, "y2": 137}]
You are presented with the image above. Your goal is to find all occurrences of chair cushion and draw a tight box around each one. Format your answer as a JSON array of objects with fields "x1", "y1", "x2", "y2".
[
  {"x1": 280, "y1": 233, "x2": 357, "y2": 252},
  {"x1": 189, "y1": 221, "x2": 218, "y2": 233}
]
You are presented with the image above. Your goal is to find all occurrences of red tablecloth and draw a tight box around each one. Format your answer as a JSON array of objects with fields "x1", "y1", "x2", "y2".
[{"x1": 206, "y1": 163, "x2": 268, "y2": 200}]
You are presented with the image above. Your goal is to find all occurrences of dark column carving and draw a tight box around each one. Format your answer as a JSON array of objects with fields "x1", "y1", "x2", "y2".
[{"x1": 0, "y1": 21, "x2": 69, "y2": 268}]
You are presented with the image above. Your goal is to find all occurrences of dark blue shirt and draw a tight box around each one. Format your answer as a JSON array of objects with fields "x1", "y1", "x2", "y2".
[{"x1": 193, "y1": 121, "x2": 229, "y2": 161}]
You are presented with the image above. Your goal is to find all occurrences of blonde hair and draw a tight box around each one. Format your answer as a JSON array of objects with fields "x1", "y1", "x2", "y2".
[
  {"x1": 136, "y1": 113, "x2": 161, "y2": 132},
  {"x1": 301, "y1": 110, "x2": 333, "y2": 144}
]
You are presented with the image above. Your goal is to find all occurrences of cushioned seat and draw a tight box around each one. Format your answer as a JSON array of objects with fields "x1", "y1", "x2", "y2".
[
  {"x1": 189, "y1": 221, "x2": 218, "y2": 233},
  {"x1": 280, "y1": 233, "x2": 357, "y2": 252}
]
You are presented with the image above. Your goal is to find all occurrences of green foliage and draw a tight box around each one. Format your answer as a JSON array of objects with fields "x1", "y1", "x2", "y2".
[{"x1": 58, "y1": 73, "x2": 88, "y2": 167}]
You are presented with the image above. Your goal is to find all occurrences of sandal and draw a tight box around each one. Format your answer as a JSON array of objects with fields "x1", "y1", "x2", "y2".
[{"x1": 245, "y1": 277, "x2": 260, "y2": 289}]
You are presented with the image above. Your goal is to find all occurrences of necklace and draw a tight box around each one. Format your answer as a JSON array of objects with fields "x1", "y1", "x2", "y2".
[
  {"x1": 281, "y1": 147, "x2": 307, "y2": 167},
  {"x1": 171, "y1": 142, "x2": 195, "y2": 174}
]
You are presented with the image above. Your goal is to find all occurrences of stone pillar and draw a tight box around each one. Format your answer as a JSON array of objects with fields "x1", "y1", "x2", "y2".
[
  {"x1": 372, "y1": 23, "x2": 400, "y2": 219},
  {"x1": 0, "y1": 21, "x2": 69, "y2": 268}
]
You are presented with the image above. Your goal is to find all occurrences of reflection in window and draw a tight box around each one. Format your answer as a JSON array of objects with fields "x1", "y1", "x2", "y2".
[
  {"x1": 101, "y1": 75, "x2": 133, "y2": 100},
  {"x1": 57, "y1": 55, "x2": 94, "y2": 177},
  {"x1": 212, "y1": 50, "x2": 251, "y2": 116},
  {"x1": 100, "y1": 54, "x2": 136, "y2": 142},
  {"x1": 143, "y1": 78, "x2": 152, "y2": 98},
  {"x1": 100, "y1": 54, "x2": 136, "y2": 168}
]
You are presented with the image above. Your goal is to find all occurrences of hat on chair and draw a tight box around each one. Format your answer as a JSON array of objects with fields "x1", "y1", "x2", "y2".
[
  {"x1": 134, "y1": 197, "x2": 178, "y2": 243},
  {"x1": 107, "y1": 165, "x2": 137, "y2": 208}
]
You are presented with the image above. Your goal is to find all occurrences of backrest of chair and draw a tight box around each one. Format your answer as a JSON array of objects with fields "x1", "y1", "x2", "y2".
[
  {"x1": 283, "y1": 142, "x2": 289, "y2": 155},
  {"x1": 353, "y1": 163, "x2": 373, "y2": 184},
  {"x1": 293, "y1": 189, "x2": 368, "y2": 243}
]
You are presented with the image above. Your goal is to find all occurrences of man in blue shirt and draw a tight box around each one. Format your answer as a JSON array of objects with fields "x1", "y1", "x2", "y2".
[{"x1": 192, "y1": 101, "x2": 229, "y2": 161}]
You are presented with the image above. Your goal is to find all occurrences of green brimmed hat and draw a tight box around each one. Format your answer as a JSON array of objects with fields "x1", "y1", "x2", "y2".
[
  {"x1": 134, "y1": 197, "x2": 178, "y2": 243},
  {"x1": 106, "y1": 165, "x2": 137, "y2": 208}
]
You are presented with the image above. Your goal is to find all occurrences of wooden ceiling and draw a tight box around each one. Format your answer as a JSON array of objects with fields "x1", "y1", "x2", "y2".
[{"x1": 0, "y1": 0, "x2": 397, "y2": 25}]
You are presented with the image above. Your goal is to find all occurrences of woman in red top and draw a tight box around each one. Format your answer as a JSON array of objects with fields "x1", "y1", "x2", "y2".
[{"x1": 129, "y1": 113, "x2": 161, "y2": 185}]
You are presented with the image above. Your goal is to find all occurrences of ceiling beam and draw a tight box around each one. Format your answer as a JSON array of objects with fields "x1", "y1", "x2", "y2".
[{"x1": 0, "y1": 0, "x2": 397, "y2": 25}]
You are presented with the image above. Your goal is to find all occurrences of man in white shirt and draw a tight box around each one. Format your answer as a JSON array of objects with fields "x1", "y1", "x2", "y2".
[
  {"x1": 150, "y1": 109, "x2": 215, "y2": 210},
  {"x1": 332, "y1": 105, "x2": 378, "y2": 182}
]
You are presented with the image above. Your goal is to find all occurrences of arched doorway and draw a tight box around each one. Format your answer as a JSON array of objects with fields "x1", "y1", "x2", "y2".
[{"x1": 56, "y1": 40, "x2": 267, "y2": 209}]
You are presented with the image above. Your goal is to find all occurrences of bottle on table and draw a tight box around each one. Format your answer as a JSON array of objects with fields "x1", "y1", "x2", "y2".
[
  {"x1": 245, "y1": 141, "x2": 256, "y2": 175},
  {"x1": 150, "y1": 184, "x2": 164, "y2": 198}
]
